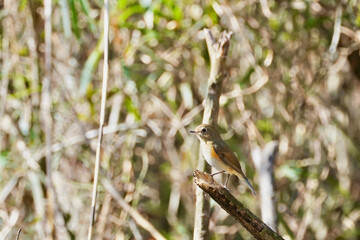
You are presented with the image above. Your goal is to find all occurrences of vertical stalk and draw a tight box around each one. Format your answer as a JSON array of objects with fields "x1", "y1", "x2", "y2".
[
  {"x1": 87, "y1": 0, "x2": 109, "y2": 239},
  {"x1": 193, "y1": 29, "x2": 232, "y2": 239},
  {"x1": 42, "y1": 0, "x2": 55, "y2": 238},
  {"x1": 252, "y1": 141, "x2": 279, "y2": 232}
]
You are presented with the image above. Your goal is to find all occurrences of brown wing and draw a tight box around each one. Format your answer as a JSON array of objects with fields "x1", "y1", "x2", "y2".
[
  {"x1": 213, "y1": 141, "x2": 257, "y2": 195},
  {"x1": 213, "y1": 141, "x2": 244, "y2": 176}
]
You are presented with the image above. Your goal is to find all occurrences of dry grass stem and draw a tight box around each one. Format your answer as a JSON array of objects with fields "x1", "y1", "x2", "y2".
[
  {"x1": 42, "y1": 0, "x2": 56, "y2": 238},
  {"x1": 102, "y1": 178, "x2": 166, "y2": 240},
  {"x1": 87, "y1": 0, "x2": 110, "y2": 239}
]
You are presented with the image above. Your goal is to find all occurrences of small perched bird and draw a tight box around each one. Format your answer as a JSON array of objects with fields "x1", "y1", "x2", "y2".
[{"x1": 191, "y1": 124, "x2": 256, "y2": 195}]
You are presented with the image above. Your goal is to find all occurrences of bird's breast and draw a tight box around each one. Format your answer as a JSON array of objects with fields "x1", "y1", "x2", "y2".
[{"x1": 200, "y1": 141, "x2": 225, "y2": 171}]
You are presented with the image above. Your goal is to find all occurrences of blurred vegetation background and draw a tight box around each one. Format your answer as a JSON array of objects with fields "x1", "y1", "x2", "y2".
[{"x1": 1, "y1": 0, "x2": 360, "y2": 239}]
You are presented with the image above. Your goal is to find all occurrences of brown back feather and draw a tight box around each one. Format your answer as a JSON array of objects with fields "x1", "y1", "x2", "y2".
[{"x1": 212, "y1": 141, "x2": 245, "y2": 177}]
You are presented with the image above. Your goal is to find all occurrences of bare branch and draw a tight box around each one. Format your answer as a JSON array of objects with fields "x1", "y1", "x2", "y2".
[
  {"x1": 202, "y1": 29, "x2": 232, "y2": 125},
  {"x1": 194, "y1": 29, "x2": 232, "y2": 239},
  {"x1": 259, "y1": 0, "x2": 273, "y2": 18},
  {"x1": 193, "y1": 170, "x2": 284, "y2": 240},
  {"x1": 329, "y1": 5, "x2": 342, "y2": 56}
]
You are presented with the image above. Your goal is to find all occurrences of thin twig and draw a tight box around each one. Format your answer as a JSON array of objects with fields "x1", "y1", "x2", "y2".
[
  {"x1": 102, "y1": 178, "x2": 166, "y2": 240},
  {"x1": 0, "y1": 1, "x2": 13, "y2": 122},
  {"x1": 96, "y1": 193, "x2": 112, "y2": 240},
  {"x1": 42, "y1": 0, "x2": 56, "y2": 238},
  {"x1": 193, "y1": 170, "x2": 284, "y2": 240},
  {"x1": 329, "y1": 5, "x2": 342, "y2": 56},
  {"x1": 128, "y1": 219, "x2": 143, "y2": 240},
  {"x1": 0, "y1": 209, "x2": 19, "y2": 239},
  {"x1": 28, "y1": 171, "x2": 46, "y2": 239},
  {"x1": 16, "y1": 228, "x2": 22, "y2": 240},
  {"x1": 222, "y1": 74, "x2": 269, "y2": 98},
  {"x1": 259, "y1": 0, "x2": 273, "y2": 18},
  {"x1": 87, "y1": 0, "x2": 109, "y2": 239},
  {"x1": 193, "y1": 28, "x2": 232, "y2": 239}
]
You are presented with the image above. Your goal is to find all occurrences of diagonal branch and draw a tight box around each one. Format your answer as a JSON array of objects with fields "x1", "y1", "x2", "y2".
[{"x1": 193, "y1": 170, "x2": 284, "y2": 240}]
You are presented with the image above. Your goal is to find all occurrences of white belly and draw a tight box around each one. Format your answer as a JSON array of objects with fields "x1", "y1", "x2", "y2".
[{"x1": 200, "y1": 142, "x2": 226, "y2": 171}]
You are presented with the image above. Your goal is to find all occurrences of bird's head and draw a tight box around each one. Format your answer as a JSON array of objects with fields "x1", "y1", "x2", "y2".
[{"x1": 190, "y1": 124, "x2": 220, "y2": 142}]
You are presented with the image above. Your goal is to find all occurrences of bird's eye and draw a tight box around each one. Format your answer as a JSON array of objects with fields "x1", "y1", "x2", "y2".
[{"x1": 201, "y1": 128, "x2": 207, "y2": 133}]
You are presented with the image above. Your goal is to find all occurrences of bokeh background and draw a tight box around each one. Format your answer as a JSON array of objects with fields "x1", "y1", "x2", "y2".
[{"x1": 1, "y1": 0, "x2": 360, "y2": 239}]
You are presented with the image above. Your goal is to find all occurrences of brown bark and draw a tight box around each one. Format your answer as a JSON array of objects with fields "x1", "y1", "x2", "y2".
[{"x1": 193, "y1": 170, "x2": 284, "y2": 240}]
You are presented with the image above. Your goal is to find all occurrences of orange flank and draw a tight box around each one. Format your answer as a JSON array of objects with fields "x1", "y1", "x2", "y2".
[{"x1": 210, "y1": 146, "x2": 219, "y2": 159}]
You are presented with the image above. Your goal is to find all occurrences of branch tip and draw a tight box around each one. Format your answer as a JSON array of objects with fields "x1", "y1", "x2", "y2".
[
  {"x1": 204, "y1": 28, "x2": 216, "y2": 45},
  {"x1": 193, "y1": 170, "x2": 216, "y2": 186}
]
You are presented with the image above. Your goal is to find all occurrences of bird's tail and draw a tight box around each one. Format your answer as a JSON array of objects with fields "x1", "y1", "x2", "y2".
[{"x1": 235, "y1": 171, "x2": 257, "y2": 196}]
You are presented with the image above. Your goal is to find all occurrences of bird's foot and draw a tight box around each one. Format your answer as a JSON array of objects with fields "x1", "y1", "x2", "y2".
[{"x1": 221, "y1": 184, "x2": 229, "y2": 191}]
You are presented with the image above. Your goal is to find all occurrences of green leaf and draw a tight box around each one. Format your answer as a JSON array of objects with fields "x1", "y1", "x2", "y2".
[
  {"x1": 19, "y1": 0, "x2": 28, "y2": 11},
  {"x1": 269, "y1": 17, "x2": 281, "y2": 31},
  {"x1": 69, "y1": 0, "x2": 80, "y2": 39},
  {"x1": 124, "y1": 96, "x2": 141, "y2": 121},
  {"x1": 0, "y1": 151, "x2": 8, "y2": 168},
  {"x1": 79, "y1": 37, "x2": 103, "y2": 96},
  {"x1": 80, "y1": 0, "x2": 97, "y2": 32},
  {"x1": 278, "y1": 163, "x2": 302, "y2": 181},
  {"x1": 118, "y1": 5, "x2": 145, "y2": 26},
  {"x1": 255, "y1": 119, "x2": 274, "y2": 133},
  {"x1": 356, "y1": 6, "x2": 360, "y2": 27}
]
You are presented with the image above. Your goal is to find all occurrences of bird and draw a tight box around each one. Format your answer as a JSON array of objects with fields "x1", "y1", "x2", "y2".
[{"x1": 190, "y1": 123, "x2": 256, "y2": 195}]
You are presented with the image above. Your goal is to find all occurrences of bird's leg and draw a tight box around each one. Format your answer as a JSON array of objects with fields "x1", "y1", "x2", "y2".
[
  {"x1": 210, "y1": 171, "x2": 229, "y2": 190},
  {"x1": 224, "y1": 174, "x2": 230, "y2": 189},
  {"x1": 210, "y1": 170, "x2": 225, "y2": 176}
]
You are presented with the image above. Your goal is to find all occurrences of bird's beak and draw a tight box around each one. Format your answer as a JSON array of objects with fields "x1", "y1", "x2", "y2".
[{"x1": 190, "y1": 130, "x2": 197, "y2": 134}]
